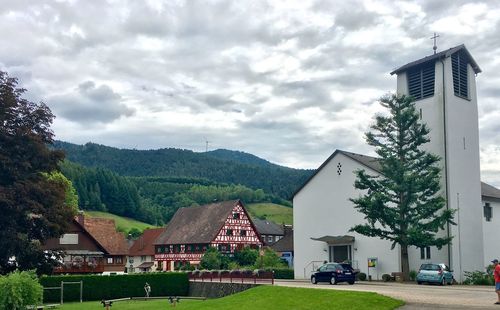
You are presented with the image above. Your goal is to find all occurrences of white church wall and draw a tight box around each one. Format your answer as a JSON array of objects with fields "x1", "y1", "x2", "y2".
[
  {"x1": 442, "y1": 57, "x2": 484, "y2": 281},
  {"x1": 482, "y1": 199, "x2": 500, "y2": 267},
  {"x1": 293, "y1": 152, "x2": 400, "y2": 279}
]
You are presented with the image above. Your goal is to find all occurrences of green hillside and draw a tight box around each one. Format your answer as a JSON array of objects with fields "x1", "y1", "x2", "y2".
[
  {"x1": 53, "y1": 141, "x2": 313, "y2": 200},
  {"x1": 247, "y1": 203, "x2": 293, "y2": 225},
  {"x1": 84, "y1": 211, "x2": 157, "y2": 234}
]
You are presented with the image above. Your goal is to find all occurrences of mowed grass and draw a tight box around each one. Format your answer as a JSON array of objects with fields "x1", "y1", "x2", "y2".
[
  {"x1": 57, "y1": 285, "x2": 403, "y2": 310},
  {"x1": 84, "y1": 211, "x2": 156, "y2": 233},
  {"x1": 247, "y1": 203, "x2": 293, "y2": 225}
]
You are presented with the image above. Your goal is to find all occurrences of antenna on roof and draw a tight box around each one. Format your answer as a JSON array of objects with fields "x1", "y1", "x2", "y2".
[{"x1": 431, "y1": 32, "x2": 439, "y2": 54}]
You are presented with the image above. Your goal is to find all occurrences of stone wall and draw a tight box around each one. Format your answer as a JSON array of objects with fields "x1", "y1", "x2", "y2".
[{"x1": 189, "y1": 282, "x2": 259, "y2": 298}]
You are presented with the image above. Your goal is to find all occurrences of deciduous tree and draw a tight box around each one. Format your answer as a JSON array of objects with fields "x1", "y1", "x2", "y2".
[{"x1": 0, "y1": 71, "x2": 75, "y2": 274}]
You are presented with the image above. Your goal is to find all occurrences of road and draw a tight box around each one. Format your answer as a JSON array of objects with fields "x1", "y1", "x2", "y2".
[{"x1": 275, "y1": 280, "x2": 499, "y2": 309}]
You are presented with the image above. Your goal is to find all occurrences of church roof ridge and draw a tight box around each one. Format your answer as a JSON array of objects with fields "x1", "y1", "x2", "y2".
[
  {"x1": 293, "y1": 149, "x2": 499, "y2": 201},
  {"x1": 390, "y1": 44, "x2": 481, "y2": 75}
]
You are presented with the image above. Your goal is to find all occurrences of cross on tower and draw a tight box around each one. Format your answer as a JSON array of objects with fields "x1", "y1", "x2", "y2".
[{"x1": 430, "y1": 32, "x2": 439, "y2": 54}]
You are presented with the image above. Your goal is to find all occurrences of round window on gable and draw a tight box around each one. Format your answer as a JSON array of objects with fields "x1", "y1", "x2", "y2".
[{"x1": 337, "y1": 163, "x2": 342, "y2": 175}]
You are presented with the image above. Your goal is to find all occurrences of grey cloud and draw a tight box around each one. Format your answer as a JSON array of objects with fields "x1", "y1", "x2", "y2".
[{"x1": 50, "y1": 81, "x2": 134, "y2": 124}]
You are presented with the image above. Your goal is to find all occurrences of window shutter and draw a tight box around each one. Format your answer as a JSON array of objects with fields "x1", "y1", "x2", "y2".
[
  {"x1": 451, "y1": 51, "x2": 469, "y2": 98},
  {"x1": 408, "y1": 64, "x2": 435, "y2": 100}
]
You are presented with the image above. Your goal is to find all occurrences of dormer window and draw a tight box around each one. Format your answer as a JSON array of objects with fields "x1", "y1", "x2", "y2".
[
  {"x1": 407, "y1": 63, "x2": 435, "y2": 100},
  {"x1": 451, "y1": 51, "x2": 469, "y2": 99}
]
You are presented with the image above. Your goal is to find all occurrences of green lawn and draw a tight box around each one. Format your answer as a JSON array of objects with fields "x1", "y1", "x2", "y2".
[
  {"x1": 247, "y1": 203, "x2": 293, "y2": 225},
  {"x1": 84, "y1": 211, "x2": 156, "y2": 234},
  {"x1": 56, "y1": 285, "x2": 403, "y2": 310}
]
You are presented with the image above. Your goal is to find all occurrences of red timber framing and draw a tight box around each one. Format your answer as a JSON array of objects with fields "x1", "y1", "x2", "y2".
[
  {"x1": 154, "y1": 200, "x2": 263, "y2": 270},
  {"x1": 211, "y1": 203, "x2": 261, "y2": 253}
]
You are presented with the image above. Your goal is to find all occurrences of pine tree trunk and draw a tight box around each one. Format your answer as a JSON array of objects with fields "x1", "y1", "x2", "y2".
[{"x1": 400, "y1": 244, "x2": 410, "y2": 281}]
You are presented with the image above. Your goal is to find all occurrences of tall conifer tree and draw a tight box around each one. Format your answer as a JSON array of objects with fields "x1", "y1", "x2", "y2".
[{"x1": 350, "y1": 94, "x2": 455, "y2": 280}]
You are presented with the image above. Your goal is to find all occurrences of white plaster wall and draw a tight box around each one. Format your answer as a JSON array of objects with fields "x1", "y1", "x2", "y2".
[
  {"x1": 293, "y1": 153, "x2": 401, "y2": 279},
  {"x1": 482, "y1": 199, "x2": 500, "y2": 267},
  {"x1": 127, "y1": 255, "x2": 157, "y2": 272},
  {"x1": 396, "y1": 56, "x2": 484, "y2": 281}
]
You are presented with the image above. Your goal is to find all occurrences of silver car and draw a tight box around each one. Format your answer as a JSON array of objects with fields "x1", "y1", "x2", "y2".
[{"x1": 416, "y1": 263, "x2": 454, "y2": 285}]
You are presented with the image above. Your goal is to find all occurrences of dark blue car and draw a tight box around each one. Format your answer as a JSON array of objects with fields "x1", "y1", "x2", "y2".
[{"x1": 310, "y1": 263, "x2": 356, "y2": 285}]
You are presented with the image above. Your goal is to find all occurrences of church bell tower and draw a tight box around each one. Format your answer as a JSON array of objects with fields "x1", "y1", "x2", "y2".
[{"x1": 391, "y1": 44, "x2": 484, "y2": 282}]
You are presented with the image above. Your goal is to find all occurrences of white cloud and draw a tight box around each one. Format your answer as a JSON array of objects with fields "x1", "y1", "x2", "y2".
[{"x1": 1, "y1": 0, "x2": 500, "y2": 187}]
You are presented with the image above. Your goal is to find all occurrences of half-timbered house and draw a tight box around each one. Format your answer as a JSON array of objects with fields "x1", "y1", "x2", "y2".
[{"x1": 154, "y1": 200, "x2": 262, "y2": 270}]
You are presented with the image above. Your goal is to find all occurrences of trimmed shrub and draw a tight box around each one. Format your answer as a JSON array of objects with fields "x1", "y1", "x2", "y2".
[
  {"x1": 409, "y1": 270, "x2": 417, "y2": 281},
  {"x1": 0, "y1": 270, "x2": 43, "y2": 310},
  {"x1": 272, "y1": 268, "x2": 294, "y2": 279},
  {"x1": 356, "y1": 272, "x2": 367, "y2": 281},
  {"x1": 40, "y1": 272, "x2": 188, "y2": 303},
  {"x1": 381, "y1": 274, "x2": 392, "y2": 282}
]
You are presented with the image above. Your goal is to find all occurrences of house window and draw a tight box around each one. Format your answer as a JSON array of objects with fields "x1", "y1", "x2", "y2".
[
  {"x1": 156, "y1": 247, "x2": 162, "y2": 253},
  {"x1": 420, "y1": 247, "x2": 431, "y2": 260},
  {"x1": 240, "y1": 230, "x2": 247, "y2": 236},
  {"x1": 226, "y1": 229, "x2": 233, "y2": 236},
  {"x1": 267, "y1": 235, "x2": 274, "y2": 243},
  {"x1": 484, "y1": 203, "x2": 492, "y2": 222},
  {"x1": 107, "y1": 257, "x2": 113, "y2": 264},
  {"x1": 115, "y1": 257, "x2": 123, "y2": 264},
  {"x1": 407, "y1": 63, "x2": 435, "y2": 100},
  {"x1": 141, "y1": 256, "x2": 146, "y2": 262},
  {"x1": 59, "y1": 234, "x2": 79, "y2": 245},
  {"x1": 451, "y1": 51, "x2": 469, "y2": 98},
  {"x1": 233, "y1": 213, "x2": 240, "y2": 219}
]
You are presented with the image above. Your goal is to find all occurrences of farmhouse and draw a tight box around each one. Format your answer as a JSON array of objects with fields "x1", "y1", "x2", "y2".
[
  {"x1": 128, "y1": 227, "x2": 166, "y2": 273},
  {"x1": 154, "y1": 200, "x2": 262, "y2": 270},
  {"x1": 293, "y1": 45, "x2": 496, "y2": 282},
  {"x1": 43, "y1": 213, "x2": 128, "y2": 274},
  {"x1": 252, "y1": 218, "x2": 284, "y2": 245}
]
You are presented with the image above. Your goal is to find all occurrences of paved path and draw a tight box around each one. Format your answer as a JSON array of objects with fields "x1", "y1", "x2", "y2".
[{"x1": 275, "y1": 280, "x2": 499, "y2": 309}]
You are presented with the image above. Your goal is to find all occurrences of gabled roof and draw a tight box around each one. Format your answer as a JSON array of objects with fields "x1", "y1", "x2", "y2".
[
  {"x1": 390, "y1": 44, "x2": 481, "y2": 75},
  {"x1": 129, "y1": 227, "x2": 166, "y2": 256},
  {"x1": 270, "y1": 229, "x2": 293, "y2": 252},
  {"x1": 481, "y1": 182, "x2": 500, "y2": 200},
  {"x1": 292, "y1": 150, "x2": 381, "y2": 198},
  {"x1": 83, "y1": 218, "x2": 128, "y2": 255},
  {"x1": 155, "y1": 200, "x2": 247, "y2": 245},
  {"x1": 293, "y1": 149, "x2": 500, "y2": 202},
  {"x1": 252, "y1": 218, "x2": 284, "y2": 235}
]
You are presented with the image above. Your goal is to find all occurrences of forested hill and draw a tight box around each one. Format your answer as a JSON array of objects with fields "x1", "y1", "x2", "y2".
[{"x1": 53, "y1": 141, "x2": 313, "y2": 200}]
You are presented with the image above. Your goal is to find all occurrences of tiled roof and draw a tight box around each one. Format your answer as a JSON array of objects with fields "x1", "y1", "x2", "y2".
[
  {"x1": 252, "y1": 218, "x2": 284, "y2": 235},
  {"x1": 129, "y1": 227, "x2": 166, "y2": 256},
  {"x1": 390, "y1": 44, "x2": 481, "y2": 75},
  {"x1": 270, "y1": 229, "x2": 293, "y2": 252},
  {"x1": 83, "y1": 218, "x2": 128, "y2": 255},
  {"x1": 481, "y1": 182, "x2": 500, "y2": 200},
  {"x1": 155, "y1": 200, "x2": 243, "y2": 245}
]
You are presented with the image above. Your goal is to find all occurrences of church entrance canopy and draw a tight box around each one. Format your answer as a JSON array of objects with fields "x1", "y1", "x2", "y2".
[{"x1": 310, "y1": 235, "x2": 355, "y2": 245}]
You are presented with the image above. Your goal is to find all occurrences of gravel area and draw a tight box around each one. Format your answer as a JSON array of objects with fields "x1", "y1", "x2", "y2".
[{"x1": 275, "y1": 280, "x2": 499, "y2": 309}]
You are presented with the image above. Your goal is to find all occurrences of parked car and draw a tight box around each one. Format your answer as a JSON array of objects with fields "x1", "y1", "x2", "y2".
[
  {"x1": 416, "y1": 263, "x2": 453, "y2": 285},
  {"x1": 311, "y1": 263, "x2": 356, "y2": 285}
]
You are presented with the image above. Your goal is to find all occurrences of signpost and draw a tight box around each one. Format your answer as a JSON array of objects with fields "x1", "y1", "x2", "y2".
[{"x1": 367, "y1": 257, "x2": 378, "y2": 281}]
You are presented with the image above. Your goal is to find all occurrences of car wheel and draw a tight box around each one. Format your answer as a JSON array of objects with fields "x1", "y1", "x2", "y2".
[
  {"x1": 330, "y1": 276, "x2": 337, "y2": 285},
  {"x1": 311, "y1": 276, "x2": 317, "y2": 284},
  {"x1": 441, "y1": 278, "x2": 446, "y2": 286},
  {"x1": 448, "y1": 277, "x2": 453, "y2": 285},
  {"x1": 348, "y1": 280, "x2": 355, "y2": 285},
  {"x1": 417, "y1": 281, "x2": 422, "y2": 285}
]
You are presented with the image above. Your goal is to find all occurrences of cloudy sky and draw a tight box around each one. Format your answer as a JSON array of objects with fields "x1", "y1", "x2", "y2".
[{"x1": 1, "y1": 0, "x2": 500, "y2": 185}]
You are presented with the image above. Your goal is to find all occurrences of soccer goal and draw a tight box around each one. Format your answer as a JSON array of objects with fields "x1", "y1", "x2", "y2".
[{"x1": 43, "y1": 281, "x2": 83, "y2": 305}]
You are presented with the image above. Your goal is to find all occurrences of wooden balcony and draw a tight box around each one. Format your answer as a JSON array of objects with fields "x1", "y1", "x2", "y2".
[{"x1": 54, "y1": 262, "x2": 105, "y2": 274}]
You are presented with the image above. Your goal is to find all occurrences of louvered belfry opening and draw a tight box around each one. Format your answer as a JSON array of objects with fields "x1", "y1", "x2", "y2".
[
  {"x1": 407, "y1": 63, "x2": 435, "y2": 100},
  {"x1": 451, "y1": 50, "x2": 469, "y2": 98}
]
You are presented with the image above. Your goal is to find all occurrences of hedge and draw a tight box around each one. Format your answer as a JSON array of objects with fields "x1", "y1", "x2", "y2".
[
  {"x1": 270, "y1": 268, "x2": 294, "y2": 279},
  {"x1": 40, "y1": 272, "x2": 188, "y2": 303}
]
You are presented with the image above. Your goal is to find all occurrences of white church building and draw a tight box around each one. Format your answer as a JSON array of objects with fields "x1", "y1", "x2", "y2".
[{"x1": 293, "y1": 45, "x2": 500, "y2": 282}]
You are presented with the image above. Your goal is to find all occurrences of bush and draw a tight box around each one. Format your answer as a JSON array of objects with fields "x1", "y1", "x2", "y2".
[
  {"x1": 356, "y1": 272, "x2": 367, "y2": 281},
  {"x1": 271, "y1": 268, "x2": 294, "y2": 279},
  {"x1": 381, "y1": 274, "x2": 392, "y2": 282},
  {"x1": 40, "y1": 272, "x2": 188, "y2": 303},
  {"x1": 234, "y1": 247, "x2": 258, "y2": 266},
  {"x1": 254, "y1": 248, "x2": 288, "y2": 269},
  {"x1": 463, "y1": 270, "x2": 494, "y2": 285},
  {"x1": 409, "y1": 270, "x2": 417, "y2": 281},
  {"x1": 0, "y1": 270, "x2": 43, "y2": 310}
]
